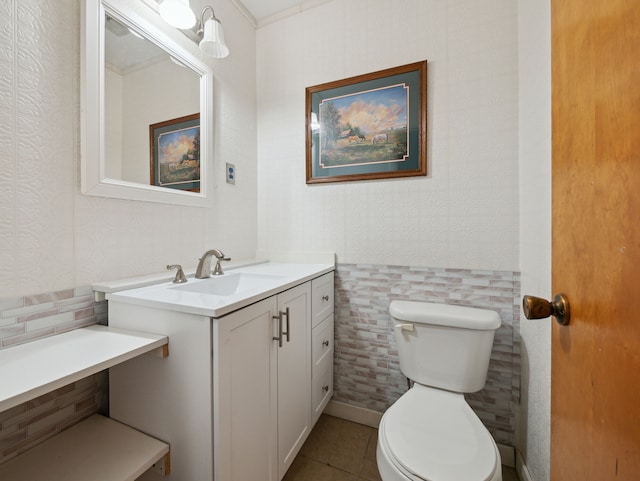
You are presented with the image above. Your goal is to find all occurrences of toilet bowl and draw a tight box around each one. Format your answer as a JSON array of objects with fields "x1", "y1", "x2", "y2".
[
  {"x1": 377, "y1": 301, "x2": 503, "y2": 481},
  {"x1": 376, "y1": 385, "x2": 501, "y2": 481}
]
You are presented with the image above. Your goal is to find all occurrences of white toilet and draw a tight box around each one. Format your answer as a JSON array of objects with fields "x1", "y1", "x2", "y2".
[{"x1": 377, "y1": 301, "x2": 503, "y2": 481}]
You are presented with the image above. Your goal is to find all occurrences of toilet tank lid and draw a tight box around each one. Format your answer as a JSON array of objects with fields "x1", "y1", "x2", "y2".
[{"x1": 389, "y1": 301, "x2": 501, "y2": 330}]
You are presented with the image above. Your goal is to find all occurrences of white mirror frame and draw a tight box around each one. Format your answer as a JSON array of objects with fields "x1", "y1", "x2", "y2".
[{"x1": 81, "y1": 0, "x2": 213, "y2": 207}]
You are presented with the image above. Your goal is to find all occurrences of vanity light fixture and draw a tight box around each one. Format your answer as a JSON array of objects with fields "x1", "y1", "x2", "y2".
[
  {"x1": 158, "y1": 1, "x2": 229, "y2": 59},
  {"x1": 159, "y1": 0, "x2": 196, "y2": 29},
  {"x1": 197, "y1": 6, "x2": 229, "y2": 59}
]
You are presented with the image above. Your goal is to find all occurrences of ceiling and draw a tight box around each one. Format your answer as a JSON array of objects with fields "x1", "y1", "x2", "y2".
[{"x1": 239, "y1": 0, "x2": 303, "y2": 22}]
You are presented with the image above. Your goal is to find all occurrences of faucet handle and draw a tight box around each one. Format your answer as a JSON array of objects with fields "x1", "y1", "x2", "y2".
[
  {"x1": 213, "y1": 249, "x2": 230, "y2": 261},
  {"x1": 167, "y1": 264, "x2": 187, "y2": 283},
  {"x1": 212, "y1": 257, "x2": 231, "y2": 276}
]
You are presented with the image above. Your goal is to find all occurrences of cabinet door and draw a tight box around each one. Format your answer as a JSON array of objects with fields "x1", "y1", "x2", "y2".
[
  {"x1": 276, "y1": 282, "x2": 312, "y2": 479},
  {"x1": 214, "y1": 296, "x2": 278, "y2": 481}
]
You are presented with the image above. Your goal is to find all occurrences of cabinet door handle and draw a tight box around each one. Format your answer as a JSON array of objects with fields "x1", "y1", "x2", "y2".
[
  {"x1": 322, "y1": 295, "x2": 330, "y2": 301},
  {"x1": 272, "y1": 312, "x2": 283, "y2": 348},
  {"x1": 322, "y1": 339, "x2": 329, "y2": 348},
  {"x1": 273, "y1": 307, "x2": 290, "y2": 347},
  {"x1": 283, "y1": 307, "x2": 290, "y2": 343},
  {"x1": 322, "y1": 385, "x2": 329, "y2": 392}
]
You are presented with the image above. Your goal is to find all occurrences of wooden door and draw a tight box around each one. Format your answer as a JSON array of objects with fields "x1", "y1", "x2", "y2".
[{"x1": 551, "y1": 0, "x2": 640, "y2": 479}]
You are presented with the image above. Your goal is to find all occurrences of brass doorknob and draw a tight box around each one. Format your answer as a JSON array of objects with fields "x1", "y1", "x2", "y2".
[{"x1": 522, "y1": 294, "x2": 570, "y2": 325}]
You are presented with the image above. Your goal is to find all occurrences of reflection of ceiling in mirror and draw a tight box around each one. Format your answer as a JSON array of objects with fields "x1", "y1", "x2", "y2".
[{"x1": 105, "y1": 16, "x2": 168, "y2": 75}]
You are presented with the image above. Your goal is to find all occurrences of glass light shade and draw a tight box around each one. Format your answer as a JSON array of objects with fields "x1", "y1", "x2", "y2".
[
  {"x1": 199, "y1": 17, "x2": 229, "y2": 58},
  {"x1": 159, "y1": 0, "x2": 196, "y2": 29}
]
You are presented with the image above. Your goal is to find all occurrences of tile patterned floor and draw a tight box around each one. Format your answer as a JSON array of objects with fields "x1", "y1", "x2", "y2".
[{"x1": 284, "y1": 415, "x2": 520, "y2": 481}]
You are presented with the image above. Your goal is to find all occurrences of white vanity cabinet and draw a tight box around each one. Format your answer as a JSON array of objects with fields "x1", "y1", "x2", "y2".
[
  {"x1": 107, "y1": 267, "x2": 334, "y2": 481},
  {"x1": 215, "y1": 282, "x2": 311, "y2": 481}
]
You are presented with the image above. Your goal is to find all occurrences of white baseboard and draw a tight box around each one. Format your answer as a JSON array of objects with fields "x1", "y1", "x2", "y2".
[
  {"x1": 516, "y1": 450, "x2": 534, "y2": 481},
  {"x1": 324, "y1": 400, "x2": 382, "y2": 428},
  {"x1": 499, "y1": 444, "x2": 515, "y2": 468},
  {"x1": 324, "y1": 400, "x2": 516, "y2": 468}
]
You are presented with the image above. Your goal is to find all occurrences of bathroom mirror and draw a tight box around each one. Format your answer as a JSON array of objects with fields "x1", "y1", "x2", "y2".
[{"x1": 82, "y1": 0, "x2": 213, "y2": 207}]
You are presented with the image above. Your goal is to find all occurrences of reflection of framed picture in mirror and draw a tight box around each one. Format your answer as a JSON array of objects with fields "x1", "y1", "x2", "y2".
[{"x1": 150, "y1": 113, "x2": 200, "y2": 192}]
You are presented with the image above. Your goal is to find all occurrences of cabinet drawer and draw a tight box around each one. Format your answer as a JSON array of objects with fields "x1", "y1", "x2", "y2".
[
  {"x1": 311, "y1": 272, "x2": 334, "y2": 328},
  {"x1": 312, "y1": 314, "x2": 334, "y2": 368},
  {"x1": 312, "y1": 358, "x2": 333, "y2": 425}
]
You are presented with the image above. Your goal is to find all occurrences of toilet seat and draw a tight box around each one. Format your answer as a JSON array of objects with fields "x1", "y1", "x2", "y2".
[{"x1": 378, "y1": 384, "x2": 500, "y2": 481}]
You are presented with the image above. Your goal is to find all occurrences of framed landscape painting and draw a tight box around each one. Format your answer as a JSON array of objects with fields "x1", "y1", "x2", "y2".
[
  {"x1": 306, "y1": 61, "x2": 427, "y2": 184},
  {"x1": 150, "y1": 113, "x2": 200, "y2": 192}
]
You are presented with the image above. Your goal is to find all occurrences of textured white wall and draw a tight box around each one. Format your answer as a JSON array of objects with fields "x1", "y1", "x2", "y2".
[
  {"x1": 256, "y1": 0, "x2": 519, "y2": 271},
  {"x1": 518, "y1": 0, "x2": 552, "y2": 480},
  {"x1": 0, "y1": 0, "x2": 258, "y2": 297}
]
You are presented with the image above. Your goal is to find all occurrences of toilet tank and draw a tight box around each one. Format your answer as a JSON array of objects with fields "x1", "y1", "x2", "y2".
[{"x1": 389, "y1": 301, "x2": 501, "y2": 393}]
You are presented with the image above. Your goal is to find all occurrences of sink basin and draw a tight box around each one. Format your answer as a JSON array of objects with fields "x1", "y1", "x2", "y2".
[{"x1": 171, "y1": 272, "x2": 286, "y2": 296}]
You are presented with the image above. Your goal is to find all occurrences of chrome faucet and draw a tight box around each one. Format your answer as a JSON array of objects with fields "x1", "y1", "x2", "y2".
[{"x1": 195, "y1": 249, "x2": 231, "y2": 278}]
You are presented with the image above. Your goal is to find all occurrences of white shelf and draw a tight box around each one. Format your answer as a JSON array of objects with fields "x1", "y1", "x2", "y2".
[
  {"x1": 0, "y1": 414, "x2": 169, "y2": 481},
  {"x1": 0, "y1": 325, "x2": 168, "y2": 412},
  {"x1": 0, "y1": 325, "x2": 170, "y2": 480}
]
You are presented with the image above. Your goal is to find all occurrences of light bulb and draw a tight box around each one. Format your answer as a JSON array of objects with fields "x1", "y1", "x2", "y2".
[{"x1": 159, "y1": 0, "x2": 196, "y2": 29}]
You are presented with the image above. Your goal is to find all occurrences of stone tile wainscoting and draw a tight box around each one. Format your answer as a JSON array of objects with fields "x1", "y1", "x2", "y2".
[
  {"x1": 0, "y1": 287, "x2": 107, "y2": 465},
  {"x1": 333, "y1": 263, "x2": 521, "y2": 447}
]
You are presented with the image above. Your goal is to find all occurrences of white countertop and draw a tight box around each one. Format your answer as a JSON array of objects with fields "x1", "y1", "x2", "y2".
[{"x1": 106, "y1": 262, "x2": 335, "y2": 318}]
